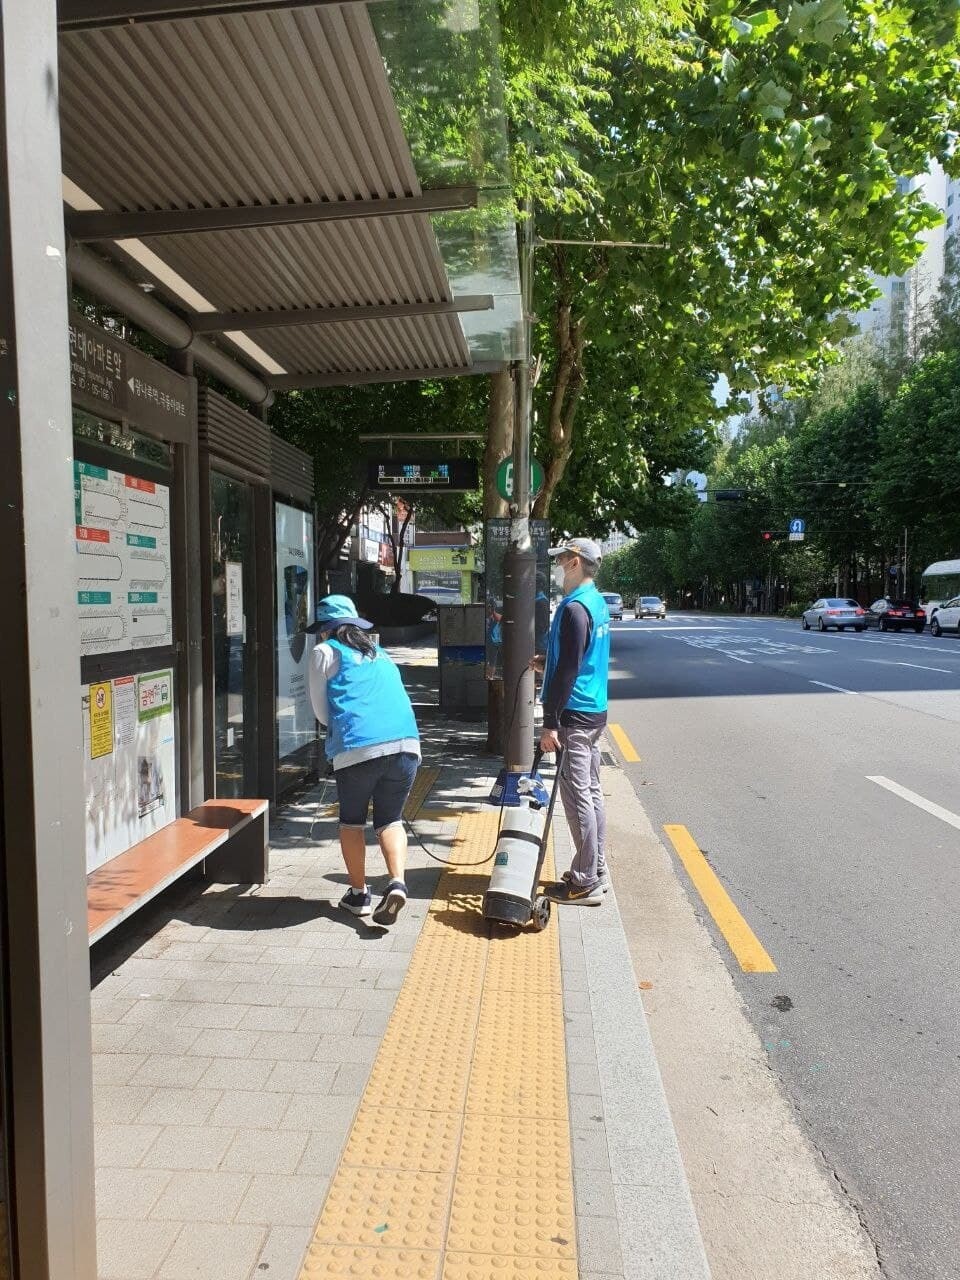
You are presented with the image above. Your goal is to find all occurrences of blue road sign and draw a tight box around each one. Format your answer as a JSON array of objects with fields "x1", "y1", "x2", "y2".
[{"x1": 789, "y1": 517, "x2": 806, "y2": 542}]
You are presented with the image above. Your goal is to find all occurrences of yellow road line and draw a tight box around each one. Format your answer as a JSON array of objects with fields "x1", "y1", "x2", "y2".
[
  {"x1": 608, "y1": 723, "x2": 641, "y2": 763},
  {"x1": 663, "y1": 824, "x2": 776, "y2": 973},
  {"x1": 299, "y1": 811, "x2": 577, "y2": 1279}
]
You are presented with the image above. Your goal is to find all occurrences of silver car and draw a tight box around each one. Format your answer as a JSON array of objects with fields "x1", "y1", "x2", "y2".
[
  {"x1": 801, "y1": 597, "x2": 866, "y2": 632},
  {"x1": 635, "y1": 595, "x2": 667, "y2": 619}
]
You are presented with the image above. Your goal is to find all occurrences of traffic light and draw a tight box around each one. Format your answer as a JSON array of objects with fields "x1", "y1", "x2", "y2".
[
  {"x1": 762, "y1": 531, "x2": 772, "y2": 541},
  {"x1": 712, "y1": 488, "x2": 747, "y2": 502}
]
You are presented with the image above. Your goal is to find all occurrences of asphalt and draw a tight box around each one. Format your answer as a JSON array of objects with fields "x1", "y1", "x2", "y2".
[{"x1": 605, "y1": 613, "x2": 960, "y2": 1280}]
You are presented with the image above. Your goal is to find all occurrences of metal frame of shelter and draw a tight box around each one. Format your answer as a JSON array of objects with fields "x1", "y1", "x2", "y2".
[{"x1": 0, "y1": 1, "x2": 523, "y2": 1274}]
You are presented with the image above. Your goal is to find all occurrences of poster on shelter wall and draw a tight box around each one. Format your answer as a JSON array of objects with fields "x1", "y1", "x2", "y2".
[
  {"x1": 483, "y1": 520, "x2": 551, "y2": 679},
  {"x1": 82, "y1": 669, "x2": 176, "y2": 874},
  {"x1": 275, "y1": 503, "x2": 316, "y2": 760}
]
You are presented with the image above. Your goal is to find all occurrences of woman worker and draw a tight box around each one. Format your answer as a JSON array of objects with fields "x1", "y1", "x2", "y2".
[{"x1": 306, "y1": 595, "x2": 420, "y2": 926}]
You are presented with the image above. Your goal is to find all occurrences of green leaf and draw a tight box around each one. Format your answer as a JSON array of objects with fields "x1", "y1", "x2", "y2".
[{"x1": 756, "y1": 79, "x2": 793, "y2": 120}]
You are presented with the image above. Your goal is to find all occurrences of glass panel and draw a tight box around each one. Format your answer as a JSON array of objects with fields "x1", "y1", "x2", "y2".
[
  {"x1": 73, "y1": 409, "x2": 172, "y2": 469},
  {"x1": 274, "y1": 502, "x2": 316, "y2": 763},
  {"x1": 210, "y1": 474, "x2": 258, "y2": 798},
  {"x1": 369, "y1": 0, "x2": 524, "y2": 364}
]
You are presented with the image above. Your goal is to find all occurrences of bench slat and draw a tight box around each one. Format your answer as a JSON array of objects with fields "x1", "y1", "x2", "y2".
[{"x1": 88, "y1": 798, "x2": 269, "y2": 943}]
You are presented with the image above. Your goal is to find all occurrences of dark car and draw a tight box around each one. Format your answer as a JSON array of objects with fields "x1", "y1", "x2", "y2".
[
  {"x1": 601, "y1": 592, "x2": 624, "y2": 621},
  {"x1": 864, "y1": 598, "x2": 926, "y2": 633}
]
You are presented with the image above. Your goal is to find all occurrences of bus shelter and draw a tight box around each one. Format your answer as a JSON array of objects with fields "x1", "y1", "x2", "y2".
[{"x1": 0, "y1": 2, "x2": 521, "y2": 1273}]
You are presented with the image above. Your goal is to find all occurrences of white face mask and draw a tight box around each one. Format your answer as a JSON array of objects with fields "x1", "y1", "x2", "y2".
[{"x1": 552, "y1": 563, "x2": 568, "y2": 589}]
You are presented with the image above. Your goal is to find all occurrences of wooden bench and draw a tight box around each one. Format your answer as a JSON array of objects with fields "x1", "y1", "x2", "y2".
[{"x1": 87, "y1": 798, "x2": 269, "y2": 945}]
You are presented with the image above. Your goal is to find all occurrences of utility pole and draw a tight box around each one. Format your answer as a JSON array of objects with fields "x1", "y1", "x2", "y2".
[{"x1": 500, "y1": 199, "x2": 536, "y2": 772}]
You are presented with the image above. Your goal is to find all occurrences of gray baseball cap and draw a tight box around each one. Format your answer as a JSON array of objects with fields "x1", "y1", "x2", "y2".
[{"x1": 548, "y1": 537, "x2": 603, "y2": 565}]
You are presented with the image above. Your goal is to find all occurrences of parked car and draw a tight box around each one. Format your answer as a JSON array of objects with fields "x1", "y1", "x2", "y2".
[
  {"x1": 863, "y1": 598, "x2": 926, "y2": 633},
  {"x1": 601, "y1": 592, "x2": 624, "y2": 621},
  {"x1": 930, "y1": 597, "x2": 960, "y2": 636},
  {"x1": 635, "y1": 595, "x2": 667, "y2": 620},
  {"x1": 801, "y1": 598, "x2": 866, "y2": 632}
]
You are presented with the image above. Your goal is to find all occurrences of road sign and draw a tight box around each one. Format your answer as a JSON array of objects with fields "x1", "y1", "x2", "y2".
[
  {"x1": 788, "y1": 517, "x2": 806, "y2": 542},
  {"x1": 496, "y1": 457, "x2": 545, "y2": 502}
]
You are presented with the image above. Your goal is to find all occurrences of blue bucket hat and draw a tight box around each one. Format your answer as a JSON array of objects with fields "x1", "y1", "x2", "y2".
[{"x1": 306, "y1": 594, "x2": 374, "y2": 635}]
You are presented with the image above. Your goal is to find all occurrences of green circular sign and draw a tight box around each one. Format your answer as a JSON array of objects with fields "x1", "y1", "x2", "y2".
[{"x1": 496, "y1": 457, "x2": 545, "y2": 502}]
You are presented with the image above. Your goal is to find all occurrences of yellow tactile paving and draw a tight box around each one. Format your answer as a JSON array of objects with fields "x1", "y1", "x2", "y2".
[
  {"x1": 404, "y1": 766, "x2": 441, "y2": 821},
  {"x1": 301, "y1": 1245, "x2": 440, "y2": 1278},
  {"x1": 442, "y1": 1256, "x2": 577, "y2": 1280},
  {"x1": 297, "y1": 809, "x2": 577, "y2": 1279},
  {"x1": 341, "y1": 1108, "x2": 462, "y2": 1174}
]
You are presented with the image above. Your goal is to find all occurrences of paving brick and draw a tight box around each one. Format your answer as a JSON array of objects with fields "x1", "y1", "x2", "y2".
[
  {"x1": 225, "y1": 982, "x2": 291, "y2": 1007},
  {"x1": 96, "y1": 1217, "x2": 180, "y2": 1279},
  {"x1": 207, "y1": 1089, "x2": 292, "y2": 1131},
  {"x1": 96, "y1": 1167, "x2": 172, "y2": 1219},
  {"x1": 567, "y1": 1060, "x2": 603, "y2": 1095},
  {"x1": 264, "y1": 1060, "x2": 338, "y2": 1095},
  {"x1": 118, "y1": 1000, "x2": 192, "y2": 1028},
  {"x1": 577, "y1": 1215, "x2": 624, "y2": 1274},
  {"x1": 95, "y1": 1123, "x2": 163, "y2": 1168},
  {"x1": 157, "y1": 959, "x2": 230, "y2": 983},
  {"x1": 176, "y1": 1002, "x2": 246, "y2": 1030},
  {"x1": 171, "y1": 979, "x2": 240, "y2": 1005},
  {"x1": 157, "y1": 1222, "x2": 266, "y2": 1280},
  {"x1": 238, "y1": 1004, "x2": 305, "y2": 1033},
  {"x1": 188, "y1": 1027, "x2": 261, "y2": 1059},
  {"x1": 157, "y1": 941, "x2": 218, "y2": 962},
  {"x1": 91, "y1": 1023, "x2": 141, "y2": 1054},
  {"x1": 313, "y1": 1033, "x2": 380, "y2": 1065},
  {"x1": 207, "y1": 942, "x2": 267, "y2": 964},
  {"x1": 217, "y1": 961, "x2": 281, "y2": 984},
  {"x1": 329, "y1": 1061, "x2": 371, "y2": 1097},
  {"x1": 90, "y1": 998, "x2": 137, "y2": 1025},
  {"x1": 250, "y1": 1030, "x2": 321, "y2": 1062},
  {"x1": 337, "y1": 987, "x2": 399, "y2": 1012},
  {"x1": 278, "y1": 1092, "x2": 359, "y2": 1134},
  {"x1": 136, "y1": 1087, "x2": 223, "y2": 1127},
  {"x1": 569, "y1": 1094, "x2": 606, "y2": 1128},
  {"x1": 222, "y1": 1127, "x2": 309, "y2": 1175},
  {"x1": 251, "y1": 1226, "x2": 314, "y2": 1280},
  {"x1": 374, "y1": 970, "x2": 406, "y2": 991},
  {"x1": 296, "y1": 1007, "x2": 361, "y2": 1035},
  {"x1": 93, "y1": 1085, "x2": 156, "y2": 1125},
  {"x1": 234, "y1": 1173, "x2": 330, "y2": 1227},
  {"x1": 124, "y1": 1024, "x2": 204, "y2": 1057},
  {"x1": 354, "y1": 1008, "x2": 393, "y2": 1037},
  {"x1": 198, "y1": 1057, "x2": 276, "y2": 1091},
  {"x1": 140, "y1": 1125, "x2": 237, "y2": 1171},
  {"x1": 129, "y1": 1055, "x2": 214, "y2": 1090},
  {"x1": 269, "y1": 963, "x2": 331, "y2": 986},
  {"x1": 574, "y1": 1168, "x2": 618, "y2": 1218},
  {"x1": 117, "y1": 978, "x2": 183, "y2": 1001},
  {"x1": 150, "y1": 1169, "x2": 252, "y2": 1222},
  {"x1": 296, "y1": 1130, "x2": 347, "y2": 1177},
  {"x1": 92, "y1": 1053, "x2": 149, "y2": 1086}
]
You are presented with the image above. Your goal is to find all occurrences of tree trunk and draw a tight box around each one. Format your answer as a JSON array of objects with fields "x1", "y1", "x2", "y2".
[{"x1": 532, "y1": 298, "x2": 585, "y2": 519}]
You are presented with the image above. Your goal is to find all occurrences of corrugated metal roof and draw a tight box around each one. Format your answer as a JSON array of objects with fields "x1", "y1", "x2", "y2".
[{"x1": 58, "y1": 4, "x2": 477, "y2": 381}]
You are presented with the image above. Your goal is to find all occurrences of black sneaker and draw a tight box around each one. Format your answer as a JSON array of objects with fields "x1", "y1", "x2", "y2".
[
  {"x1": 339, "y1": 887, "x2": 372, "y2": 917},
  {"x1": 546, "y1": 880, "x2": 603, "y2": 906},
  {"x1": 372, "y1": 879, "x2": 407, "y2": 926},
  {"x1": 562, "y1": 869, "x2": 610, "y2": 894}
]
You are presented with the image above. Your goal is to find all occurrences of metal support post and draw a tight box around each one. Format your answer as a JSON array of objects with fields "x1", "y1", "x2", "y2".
[
  {"x1": 501, "y1": 200, "x2": 537, "y2": 773},
  {"x1": 0, "y1": 2, "x2": 98, "y2": 1274}
]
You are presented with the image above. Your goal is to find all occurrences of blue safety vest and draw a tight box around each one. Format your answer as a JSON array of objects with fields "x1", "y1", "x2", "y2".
[
  {"x1": 542, "y1": 582, "x2": 610, "y2": 715},
  {"x1": 324, "y1": 639, "x2": 419, "y2": 760}
]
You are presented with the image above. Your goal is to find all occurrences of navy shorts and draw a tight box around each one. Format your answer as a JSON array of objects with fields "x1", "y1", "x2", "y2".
[{"x1": 335, "y1": 751, "x2": 419, "y2": 832}]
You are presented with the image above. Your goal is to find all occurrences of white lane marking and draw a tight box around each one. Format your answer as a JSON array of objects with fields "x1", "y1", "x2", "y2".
[
  {"x1": 809, "y1": 680, "x2": 857, "y2": 694},
  {"x1": 867, "y1": 776, "x2": 960, "y2": 832},
  {"x1": 863, "y1": 659, "x2": 952, "y2": 674},
  {"x1": 723, "y1": 653, "x2": 753, "y2": 664},
  {"x1": 622, "y1": 625, "x2": 730, "y2": 631}
]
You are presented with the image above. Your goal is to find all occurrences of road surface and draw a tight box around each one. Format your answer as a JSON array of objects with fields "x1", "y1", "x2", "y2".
[{"x1": 606, "y1": 612, "x2": 960, "y2": 1280}]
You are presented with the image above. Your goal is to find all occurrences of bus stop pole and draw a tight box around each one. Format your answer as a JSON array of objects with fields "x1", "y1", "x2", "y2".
[{"x1": 501, "y1": 203, "x2": 536, "y2": 772}]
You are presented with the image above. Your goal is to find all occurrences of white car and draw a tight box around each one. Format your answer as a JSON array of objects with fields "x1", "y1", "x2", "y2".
[{"x1": 930, "y1": 596, "x2": 960, "y2": 636}]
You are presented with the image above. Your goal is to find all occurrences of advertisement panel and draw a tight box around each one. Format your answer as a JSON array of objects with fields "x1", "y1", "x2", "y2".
[
  {"x1": 483, "y1": 519, "x2": 551, "y2": 678},
  {"x1": 82, "y1": 669, "x2": 176, "y2": 873},
  {"x1": 275, "y1": 503, "x2": 316, "y2": 760}
]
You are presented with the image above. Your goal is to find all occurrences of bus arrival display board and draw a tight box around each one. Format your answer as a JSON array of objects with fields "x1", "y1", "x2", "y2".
[{"x1": 367, "y1": 458, "x2": 479, "y2": 494}]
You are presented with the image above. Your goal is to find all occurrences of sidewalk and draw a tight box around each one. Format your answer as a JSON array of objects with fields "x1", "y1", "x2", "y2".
[{"x1": 90, "y1": 646, "x2": 709, "y2": 1280}]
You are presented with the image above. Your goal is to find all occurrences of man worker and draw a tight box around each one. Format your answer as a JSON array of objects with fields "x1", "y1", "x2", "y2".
[{"x1": 532, "y1": 537, "x2": 611, "y2": 905}]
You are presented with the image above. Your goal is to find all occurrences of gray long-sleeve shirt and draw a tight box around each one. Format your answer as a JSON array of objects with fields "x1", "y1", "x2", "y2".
[{"x1": 541, "y1": 603, "x2": 608, "y2": 732}]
